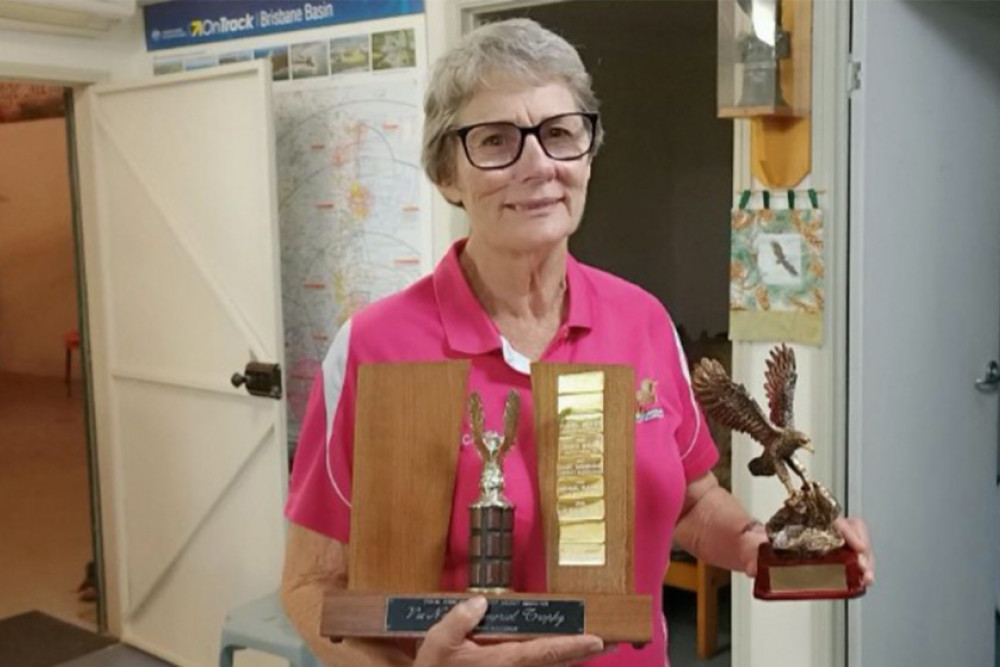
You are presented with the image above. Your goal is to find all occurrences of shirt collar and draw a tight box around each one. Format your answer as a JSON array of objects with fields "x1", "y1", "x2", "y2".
[
  {"x1": 564, "y1": 251, "x2": 594, "y2": 334},
  {"x1": 433, "y1": 239, "x2": 595, "y2": 356}
]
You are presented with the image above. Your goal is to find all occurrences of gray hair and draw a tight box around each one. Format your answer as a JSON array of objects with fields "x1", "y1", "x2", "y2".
[{"x1": 422, "y1": 18, "x2": 603, "y2": 188}]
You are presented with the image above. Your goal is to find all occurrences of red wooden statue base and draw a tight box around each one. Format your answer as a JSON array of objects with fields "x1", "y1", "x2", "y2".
[{"x1": 754, "y1": 543, "x2": 866, "y2": 601}]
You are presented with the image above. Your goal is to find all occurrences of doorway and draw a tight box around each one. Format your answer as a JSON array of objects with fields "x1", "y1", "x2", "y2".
[
  {"x1": 0, "y1": 81, "x2": 101, "y2": 632},
  {"x1": 472, "y1": 2, "x2": 734, "y2": 664}
]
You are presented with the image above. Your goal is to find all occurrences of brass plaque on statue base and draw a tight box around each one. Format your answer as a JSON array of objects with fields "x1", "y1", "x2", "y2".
[
  {"x1": 320, "y1": 362, "x2": 652, "y2": 645},
  {"x1": 753, "y1": 543, "x2": 866, "y2": 601}
]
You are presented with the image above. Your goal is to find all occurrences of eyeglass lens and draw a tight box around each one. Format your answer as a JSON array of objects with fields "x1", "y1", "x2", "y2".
[{"x1": 462, "y1": 113, "x2": 594, "y2": 169}]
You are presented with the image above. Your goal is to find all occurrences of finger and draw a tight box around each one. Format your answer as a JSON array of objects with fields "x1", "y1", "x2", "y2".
[
  {"x1": 835, "y1": 518, "x2": 875, "y2": 584},
  {"x1": 487, "y1": 634, "x2": 604, "y2": 667},
  {"x1": 425, "y1": 597, "x2": 488, "y2": 649},
  {"x1": 596, "y1": 644, "x2": 620, "y2": 658},
  {"x1": 846, "y1": 517, "x2": 871, "y2": 548},
  {"x1": 834, "y1": 517, "x2": 869, "y2": 553}
]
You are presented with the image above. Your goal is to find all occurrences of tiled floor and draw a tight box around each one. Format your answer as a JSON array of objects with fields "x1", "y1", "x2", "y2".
[{"x1": 0, "y1": 373, "x2": 97, "y2": 630}]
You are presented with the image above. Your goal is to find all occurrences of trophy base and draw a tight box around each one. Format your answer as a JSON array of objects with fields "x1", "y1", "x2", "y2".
[
  {"x1": 322, "y1": 590, "x2": 652, "y2": 644},
  {"x1": 753, "y1": 543, "x2": 867, "y2": 601}
]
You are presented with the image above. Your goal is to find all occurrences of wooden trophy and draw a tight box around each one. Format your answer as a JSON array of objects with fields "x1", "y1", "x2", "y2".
[
  {"x1": 691, "y1": 345, "x2": 866, "y2": 601},
  {"x1": 320, "y1": 361, "x2": 652, "y2": 644}
]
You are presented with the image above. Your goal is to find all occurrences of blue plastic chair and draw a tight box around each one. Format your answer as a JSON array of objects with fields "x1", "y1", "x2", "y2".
[{"x1": 219, "y1": 592, "x2": 322, "y2": 667}]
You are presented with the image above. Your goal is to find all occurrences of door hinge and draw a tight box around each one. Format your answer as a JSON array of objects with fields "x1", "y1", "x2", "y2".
[{"x1": 848, "y1": 60, "x2": 862, "y2": 94}]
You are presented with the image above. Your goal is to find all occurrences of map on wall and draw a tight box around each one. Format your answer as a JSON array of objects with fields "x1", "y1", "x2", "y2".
[{"x1": 275, "y1": 78, "x2": 428, "y2": 443}]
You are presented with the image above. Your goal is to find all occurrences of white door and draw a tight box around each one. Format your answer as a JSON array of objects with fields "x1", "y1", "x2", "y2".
[
  {"x1": 848, "y1": 1, "x2": 1000, "y2": 665},
  {"x1": 80, "y1": 61, "x2": 288, "y2": 666}
]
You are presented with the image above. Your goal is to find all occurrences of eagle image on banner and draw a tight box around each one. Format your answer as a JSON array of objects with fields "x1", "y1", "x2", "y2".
[{"x1": 729, "y1": 205, "x2": 825, "y2": 345}]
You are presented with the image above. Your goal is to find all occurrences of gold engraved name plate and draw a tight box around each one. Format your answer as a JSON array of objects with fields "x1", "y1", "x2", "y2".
[
  {"x1": 557, "y1": 475, "x2": 605, "y2": 500},
  {"x1": 560, "y1": 520, "x2": 606, "y2": 543},
  {"x1": 557, "y1": 454, "x2": 604, "y2": 476},
  {"x1": 558, "y1": 542, "x2": 606, "y2": 566}
]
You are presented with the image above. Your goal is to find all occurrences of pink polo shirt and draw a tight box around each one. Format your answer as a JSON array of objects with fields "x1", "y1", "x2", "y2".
[{"x1": 286, "y1": 240, "x2": 718, "y2": 666}]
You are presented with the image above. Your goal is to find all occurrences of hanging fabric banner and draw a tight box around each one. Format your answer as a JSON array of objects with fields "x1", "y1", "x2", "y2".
[{"x1": 729, "y1": 204, "x2": 824, "y2": 345}]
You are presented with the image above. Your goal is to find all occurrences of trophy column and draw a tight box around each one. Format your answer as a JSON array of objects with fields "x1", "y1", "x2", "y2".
[{"x1": 468, "y1": 504, "x2": 513, "y2": 592}]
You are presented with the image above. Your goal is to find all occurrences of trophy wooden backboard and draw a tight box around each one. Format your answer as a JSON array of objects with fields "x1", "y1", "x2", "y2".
[{"x1": 348, "y1": 360, "x2": 469, "y2": 592}]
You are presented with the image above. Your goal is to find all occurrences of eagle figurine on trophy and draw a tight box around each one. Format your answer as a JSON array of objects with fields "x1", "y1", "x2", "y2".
[{"x1": 691, "y1": 345, "x2": 865, "y2": 600}]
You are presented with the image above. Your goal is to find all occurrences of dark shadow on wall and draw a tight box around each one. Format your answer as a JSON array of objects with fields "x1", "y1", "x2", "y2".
[{"x1": 483, "y1": 0, "x2": 734, "y2": 340}]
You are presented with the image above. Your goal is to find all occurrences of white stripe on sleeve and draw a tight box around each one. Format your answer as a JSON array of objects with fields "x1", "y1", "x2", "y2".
[
  {"x1": 671, "y1": 323, "x2": 702, "y2": 460},
  {"x1": 321, "y1": 319, "x2": 353, "y2": 509}
]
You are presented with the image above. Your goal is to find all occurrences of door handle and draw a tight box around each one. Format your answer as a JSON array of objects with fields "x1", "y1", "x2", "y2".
[
  {"x1": 231, "y1": 361, "x2": 283, "y2": 399},
  {"x1": 974, "y1": 360, "x2": 1000, "y2": 393}
]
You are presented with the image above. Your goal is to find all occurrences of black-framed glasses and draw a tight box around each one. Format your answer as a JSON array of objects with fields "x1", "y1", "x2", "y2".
[{"x1": 453, "y1": 112, "x2": 599, "y2": 170}]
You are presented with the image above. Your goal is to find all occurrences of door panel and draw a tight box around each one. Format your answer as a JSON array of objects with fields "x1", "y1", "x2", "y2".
[
  {"x1": 85, "y1": 62, "x2": 288, "y2": 666},
  {"x1": 849, "y1": 2, "x2": 1000, "y2": 665}
]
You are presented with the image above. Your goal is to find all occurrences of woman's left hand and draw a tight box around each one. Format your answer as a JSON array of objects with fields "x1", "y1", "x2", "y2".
[
  {"x1": 835, "y1": 516, "x2": 876, "y2": 586},
  {"x1": 737, "y1": 521, "x2": 769, "y2": 577},
  {"x1": 737, "y1": 516, "x2": 875, "y2": 585}
]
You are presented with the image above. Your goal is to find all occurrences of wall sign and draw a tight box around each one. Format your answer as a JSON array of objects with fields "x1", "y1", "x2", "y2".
[{"x1": 143, "y1": 0, "x2": 424, "y2": 51}]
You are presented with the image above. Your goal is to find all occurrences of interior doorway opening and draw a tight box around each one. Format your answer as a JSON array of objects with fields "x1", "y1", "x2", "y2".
[
  {"x1": 0, "y1": 80, "x2": 102, "y2": 633},
  {"x1": 471, "y1": 2, "x2": 734, "y2": 664}
]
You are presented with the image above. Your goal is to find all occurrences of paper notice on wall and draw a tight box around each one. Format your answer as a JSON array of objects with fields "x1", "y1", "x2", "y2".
[{"x1": 729, "y1": 207, "x2": 825, "y2": 345}]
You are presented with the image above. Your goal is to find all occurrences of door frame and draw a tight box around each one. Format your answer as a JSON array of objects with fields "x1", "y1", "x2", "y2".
[{"x1": 0, "y1": 61, "x2": 111, "y2": 633}]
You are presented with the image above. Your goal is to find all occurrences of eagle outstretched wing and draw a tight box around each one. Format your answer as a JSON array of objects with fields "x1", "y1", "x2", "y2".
[
  {"x1": 500, "y1": 389, "x2": 520, "y2": 457},
  {"x1": 692, "y1": 358, "x2": 779, "y2": 445},
  {"x1": 764, "y1": 344, "x2": 797, "y2": 429},
  {"x1": 468, "y1": 392, "x2": 489, "y2": 459}
]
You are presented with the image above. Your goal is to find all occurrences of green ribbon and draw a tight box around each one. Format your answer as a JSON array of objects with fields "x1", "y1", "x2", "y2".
[{"x1": 808, "y1": 188, "x2": 819, "y2": 209}]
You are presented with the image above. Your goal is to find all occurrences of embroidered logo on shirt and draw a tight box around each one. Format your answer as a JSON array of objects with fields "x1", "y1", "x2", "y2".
[{"x1": 635, "y1": 378, "x2": 665, "y2": 422}]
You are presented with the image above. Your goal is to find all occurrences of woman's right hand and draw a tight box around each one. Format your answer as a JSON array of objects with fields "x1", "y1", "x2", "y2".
[{"x1": 414, "y1": 597, "x2": 608, "y2": 667}]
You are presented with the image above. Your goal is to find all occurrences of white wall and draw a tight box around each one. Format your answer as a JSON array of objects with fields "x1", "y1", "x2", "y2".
[
  {"x1": 731, "y1": 2, "x2": 850, "y2": 665},
  {"x1": 0, "y1": 16, "x2": 149, "y2": 83}
]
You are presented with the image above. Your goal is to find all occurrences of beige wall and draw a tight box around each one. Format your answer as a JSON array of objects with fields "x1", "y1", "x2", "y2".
[{"x1": 0, "y1": 116, "x2": 78, "y2": 377}]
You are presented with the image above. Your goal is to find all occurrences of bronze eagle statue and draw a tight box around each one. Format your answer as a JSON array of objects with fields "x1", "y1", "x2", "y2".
[
  {"x1": 468, "y1": 390, "x2": 520, "y2": 506},
  {"x1": 691, "y1": 345, "x2": 813, "y2": 496},
  {"x1": 692, "y1": 345, "x2": 844, "y2": 553}
]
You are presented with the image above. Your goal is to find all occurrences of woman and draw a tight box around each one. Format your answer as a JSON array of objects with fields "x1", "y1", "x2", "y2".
[{"x1": 282, "y1": 18, "x2": 874, "y2": 667}]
